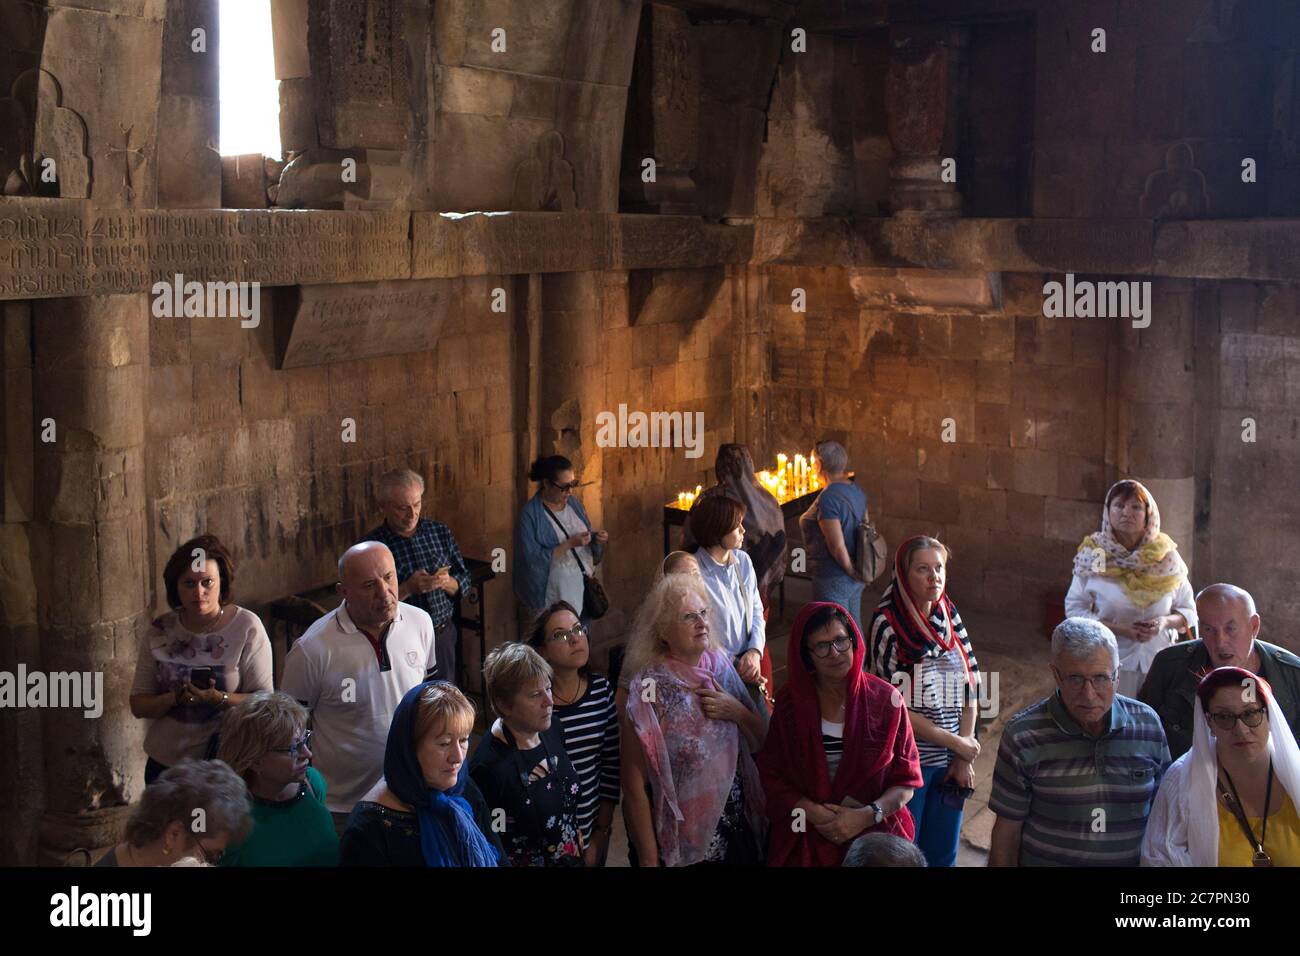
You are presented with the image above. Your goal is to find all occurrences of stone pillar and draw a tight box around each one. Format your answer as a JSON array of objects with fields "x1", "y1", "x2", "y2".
[
  {"x1": 620, "y1": 3, "x2": 701, "y2": 214},
  {"x1": 1114, "y1": 279, "x2": 1197, "y2": 574},
  {"x1": 0, "y1": 300, "x2": 41, "y2": 865},
  {"x1": 885, "y1": 24, "x2": 962, "y2": 217},
  {"x1": 31, "y1": 294, "x2": 150, "y2": 864}
]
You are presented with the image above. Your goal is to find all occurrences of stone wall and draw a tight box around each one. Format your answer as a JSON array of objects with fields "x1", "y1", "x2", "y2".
[{"x1": 145, "y1": 276, "x2": 519, "y2": 675}]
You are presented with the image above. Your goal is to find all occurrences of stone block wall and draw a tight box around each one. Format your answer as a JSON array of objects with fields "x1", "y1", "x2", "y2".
[
  {"x1": 756, "y1": 264, "x2": 1113, "y2": 623},
  {"x1": 144, "y1": 275, "x2": 520, "y2": 670}
]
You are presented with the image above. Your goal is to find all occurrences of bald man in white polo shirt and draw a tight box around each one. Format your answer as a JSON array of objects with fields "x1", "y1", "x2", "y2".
[{"x1": 282, "y1": 542, "x2": 437, "y2": 824}]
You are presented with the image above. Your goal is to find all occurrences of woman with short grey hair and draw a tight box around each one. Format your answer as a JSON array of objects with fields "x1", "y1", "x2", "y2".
[
  {"x1": 800, "y1": 440, "x2": 870, "y2": 634},
  {"x1": 96, "y1": 759, "x2": 252, "y2": 867}
]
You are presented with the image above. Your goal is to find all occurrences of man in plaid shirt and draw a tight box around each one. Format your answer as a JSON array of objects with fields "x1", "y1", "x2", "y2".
[{"x1": 363, "y1": 469, "x2": 473, "y2": 686}]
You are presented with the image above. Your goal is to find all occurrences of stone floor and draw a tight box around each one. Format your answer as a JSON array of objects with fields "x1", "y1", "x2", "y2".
[{"x1": 600, "y1": 575, "x2": 1056, "y2": 867}]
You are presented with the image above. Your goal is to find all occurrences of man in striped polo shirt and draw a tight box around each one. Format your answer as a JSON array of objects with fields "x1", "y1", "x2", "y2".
[{"x1": 989, "y1": 618, "x2": 1170, "y2": 866}]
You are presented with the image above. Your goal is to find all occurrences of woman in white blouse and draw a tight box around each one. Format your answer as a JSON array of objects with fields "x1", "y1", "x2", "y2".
[
  {"x1": 1065, "y1": 479, "x2": 1196, "y2": 698},
  {"x1": 687, "y1": 495, "x2": 768, "y2": 710}
]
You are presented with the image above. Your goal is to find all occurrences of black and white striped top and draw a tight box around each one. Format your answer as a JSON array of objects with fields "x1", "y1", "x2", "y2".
[
  {"x1": 869, "y1": 603, "x2": 980, "y2": 769},
  {"x1": 554, "y1": 673, "x2": 621, "y2": 840},
  {"x1": 822, "y1": 719, "x2": 845, "y2": 778}
]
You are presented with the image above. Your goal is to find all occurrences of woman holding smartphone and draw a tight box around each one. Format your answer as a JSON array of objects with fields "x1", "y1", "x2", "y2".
[{"x1": 129, "y1": 535, "x2": 273, "y2": 785}]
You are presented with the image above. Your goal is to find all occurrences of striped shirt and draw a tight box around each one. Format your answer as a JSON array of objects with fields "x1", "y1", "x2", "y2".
[
  {"x1": 554, "y1": 673, "x2": 620, "y2": 840},
  {"x1": 822, "y1": 719, "x2": 845, "y2": 779},
  {"x1": 989, "y1": 692, "x2": 1171, "y2": 867},
  {"x1": 869, "y1": 604, "x2": 980, "y2": 767}
]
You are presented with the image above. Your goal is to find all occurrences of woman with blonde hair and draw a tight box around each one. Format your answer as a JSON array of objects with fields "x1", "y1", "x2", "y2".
[
  {"x1": 216, "y1": 691, "x2": 338, "y2": 866},
  {"x1": 1067, "y1": 479, "x2": 1196, "y2": 697},
  {"x1": 341, "y1": 681, "x2": 501, "y2": 866},
  {"x1": 621, "y1": 574, "x2": 767, "y2": 866}
]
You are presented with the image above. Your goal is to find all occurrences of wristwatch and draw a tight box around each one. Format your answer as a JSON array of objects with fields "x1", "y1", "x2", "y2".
[
  {"x1": 869, "y1": 802, "x2": 884, "y2": 826},
  {"x1": 221, "y1": 692, "x2": 229, "y2": 708}
]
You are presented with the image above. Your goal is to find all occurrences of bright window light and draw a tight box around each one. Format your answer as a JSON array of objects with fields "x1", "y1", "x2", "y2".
[{"x1": 219, "y1": 0, "x2": 282, "y2": 159}]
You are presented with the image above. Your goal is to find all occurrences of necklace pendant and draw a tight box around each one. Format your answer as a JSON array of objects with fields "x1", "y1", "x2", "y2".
[{"x1": 1252, "y1": 850, "x2": 1272, "y2": 867}]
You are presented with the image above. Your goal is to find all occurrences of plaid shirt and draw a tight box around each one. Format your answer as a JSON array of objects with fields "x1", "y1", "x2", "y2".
[{"x1": 364, "y1": 519, "x2": 473, "y2": 628}]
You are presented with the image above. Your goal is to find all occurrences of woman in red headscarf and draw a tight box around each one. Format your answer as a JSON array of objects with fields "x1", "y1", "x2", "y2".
[
  {"x1": 868, "y1": 536, "x2": 981, "y2": 867},
  {"x1": 759, "y1": 602, "x2": 924, "y2": 866}
]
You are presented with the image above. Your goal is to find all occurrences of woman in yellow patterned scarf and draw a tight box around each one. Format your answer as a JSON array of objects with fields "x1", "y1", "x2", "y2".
[{"x1": 1065, "y1": 479, "x2": 1197, "y2": 697}]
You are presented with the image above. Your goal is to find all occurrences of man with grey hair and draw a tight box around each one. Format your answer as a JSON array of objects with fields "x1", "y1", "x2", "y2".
[
  {"x1": 362, "y1": 468, "x2": 472, "y2": 687},
  {"x1": 989, "y1": 617, "x2": 1170, "y2": 866},
  {"x1": 1139, "y1": 583, "x2": 1300, "y2": 759},
  {"x1": 281, "y1": 541, "x2": 437, "y2": 825}
]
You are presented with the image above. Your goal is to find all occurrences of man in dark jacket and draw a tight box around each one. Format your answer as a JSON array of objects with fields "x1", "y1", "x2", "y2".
[{"x1": 1138, "y1": 583, "x2": 1300, "y2": 759}]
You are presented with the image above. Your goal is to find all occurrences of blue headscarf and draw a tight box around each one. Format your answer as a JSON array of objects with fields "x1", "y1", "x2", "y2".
[{"x1": 384, "y1": 681, "x2": 499, "y2": 867}]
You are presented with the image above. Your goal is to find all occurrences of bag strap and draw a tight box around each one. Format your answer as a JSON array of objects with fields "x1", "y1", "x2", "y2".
[{"x1": 542, "y1": 503, "x2": 591, "y2": 576}]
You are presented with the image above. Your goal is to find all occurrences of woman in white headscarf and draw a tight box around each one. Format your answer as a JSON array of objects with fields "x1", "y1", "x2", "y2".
[
  {"x1": 1066, "y1": 479, "x2": 1196, "y2": 698},
  {"x1": 1142, "y1": 667, "x2": 1300, "y2": 866}
]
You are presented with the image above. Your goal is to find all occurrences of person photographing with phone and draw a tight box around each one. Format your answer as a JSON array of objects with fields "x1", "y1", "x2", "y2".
[{"x1": 364, "y1": 469, "x2": 473, "y2": 686}]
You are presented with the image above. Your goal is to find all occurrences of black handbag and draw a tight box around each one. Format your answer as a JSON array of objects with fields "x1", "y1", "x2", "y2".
[{"x1": 543, "y1": 505, "x2": 609, "y2": 620}]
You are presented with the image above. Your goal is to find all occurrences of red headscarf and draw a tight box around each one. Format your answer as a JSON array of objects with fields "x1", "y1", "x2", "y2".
[{"x1": 758, "y1": 602, "x2": 924, "y2": 867}]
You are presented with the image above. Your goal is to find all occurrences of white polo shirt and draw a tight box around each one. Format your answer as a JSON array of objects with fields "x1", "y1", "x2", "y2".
[{"x1": 281, "y1": 602, "x2": 436, "y2": 812}]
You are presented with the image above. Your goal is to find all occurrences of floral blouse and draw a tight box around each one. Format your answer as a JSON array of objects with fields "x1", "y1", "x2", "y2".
[{"x1": 468, "y1": 723, "x2": 583, "y2": 867}]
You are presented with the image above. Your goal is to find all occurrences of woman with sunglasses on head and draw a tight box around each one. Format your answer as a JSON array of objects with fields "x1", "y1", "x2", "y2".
[
  {"x1": 621, "y1": 573, "x2": 767, "y2": 867},
  {"x1": 1143, "y1": 667, "x2": 1300, "y2": 866},
  {"x1": 868, "y1": 536, "x2": 981, "y2": 867},
  {"x1": 760, "y1": 602, "x2": 923, "y2": 866},
  {"x1": 470, "y1": 642, "x2": 584, "y2": 866},
  {"x1": 513, "y1": 455, "x2": 608, "y2": 629},
  {"x1": 529, "y1": 601, "x2": 620, "y2": 866},
  {"x1": 216, "y1": 691, "x2": 338, "y2": 866}
]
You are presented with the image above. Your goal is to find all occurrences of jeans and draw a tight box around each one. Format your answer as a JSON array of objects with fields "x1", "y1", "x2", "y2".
[
  {"x1": 909, "y1": 763, "x2": 965, "y2": 867},
  {"x1": 811, "y1": 566, "x2": 866, "y2": 637}
]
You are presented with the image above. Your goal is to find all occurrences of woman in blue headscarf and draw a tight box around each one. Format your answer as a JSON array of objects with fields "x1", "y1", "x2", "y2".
[{"x1": 340, "y1": 681, "x2": 502, "y2": 866}]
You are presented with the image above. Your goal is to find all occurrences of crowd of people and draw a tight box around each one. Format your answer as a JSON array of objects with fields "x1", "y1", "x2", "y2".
[{"x1": 108, "y1": 447, "x2": 1300, "y2": 868}]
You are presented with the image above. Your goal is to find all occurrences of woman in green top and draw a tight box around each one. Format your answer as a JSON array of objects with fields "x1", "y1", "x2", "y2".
[{"x1": 217, "y1": 691, "x2": 340, "y2": 867}]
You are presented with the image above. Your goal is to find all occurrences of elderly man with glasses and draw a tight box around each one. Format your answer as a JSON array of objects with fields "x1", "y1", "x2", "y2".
[{"x1": 988, "y1": 618, "x2": 1171, "y2": 866}]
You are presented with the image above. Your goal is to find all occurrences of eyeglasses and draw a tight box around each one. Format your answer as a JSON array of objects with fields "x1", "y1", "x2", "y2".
[
  {"x1": 192, "y1": 840, "x2": 224, "y2": 866},
  {"x1": 810, "y1": 636, "x2": 854, "y2": 658},
  {"x1": 549, "y1": 480, "x2": 579, "y2": 492},
  {"x1": 1208, "y1": 708, "x2": 1268, "y2": 732},
  {"x1": 271, "y1": 730, "x2": 312, "y2": 758},
  {"x1": 546, "y1": 624, "x2": 588, "y2": 645},
  {"x1": 1054, "y1": 668, "x2": 1117, "y2": 691},
  {"x1": 681, "y1": 608, "x2": 709, "y2": 625}
]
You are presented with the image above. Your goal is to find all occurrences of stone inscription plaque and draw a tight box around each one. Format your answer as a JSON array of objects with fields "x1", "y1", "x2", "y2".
[
  {"x1": 0, "y1": 200, "x2": 410, "y2": 299},
  {"x1": 274, "y1": 279, "x2": 453, "y2": 369}
]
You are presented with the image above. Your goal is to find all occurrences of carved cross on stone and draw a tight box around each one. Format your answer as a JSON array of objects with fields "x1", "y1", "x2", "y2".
[{"x1": 106, "y1": 124, "x2": 145, "y2": 203}]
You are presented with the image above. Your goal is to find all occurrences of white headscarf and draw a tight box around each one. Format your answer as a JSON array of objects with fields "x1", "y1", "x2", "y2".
[{"x1": 1142, "y1": 672, "x2": 1300, "y2": 866}]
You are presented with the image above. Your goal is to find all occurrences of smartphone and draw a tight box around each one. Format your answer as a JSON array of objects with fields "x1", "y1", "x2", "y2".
[
  {"x1": 433, "y1": 565, "x2": 451, "y2": 576},
  {"x1": 188, "y1": 666, "x2": 214, "y2": 688}
]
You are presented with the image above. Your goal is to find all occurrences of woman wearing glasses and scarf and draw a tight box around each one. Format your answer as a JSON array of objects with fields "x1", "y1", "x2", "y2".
[
  {"x1": 621, "y1": 574, "x2": 767, "y2": 866},
  {"x1": 1066, "y1": 479, "x2": 1196, "y2": 698},
  {"x1": 470, "y1": 642, "x2": 585, "y2": 866},
  {"x1": 529, "y1": 601, "x2": 620, "y2": 866},
  {"x1": 868, "y1": 536, "x2": 981, "y2": 867},
  {"x1": 1143, "y1": 667, "x2": 1300, "y2": 866},
  {"x1": 513, "y1": 455, "x2": 608, "y2": 627},
  {"x1": 760, "y1": 602, "x2": 924, "y2": 866},
  {"x1": 217, "y1": 691, "x2": 338, "y2": 866},
  {"x1": 340, "y1": 681, "x2": 501, "y2": 866}
]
